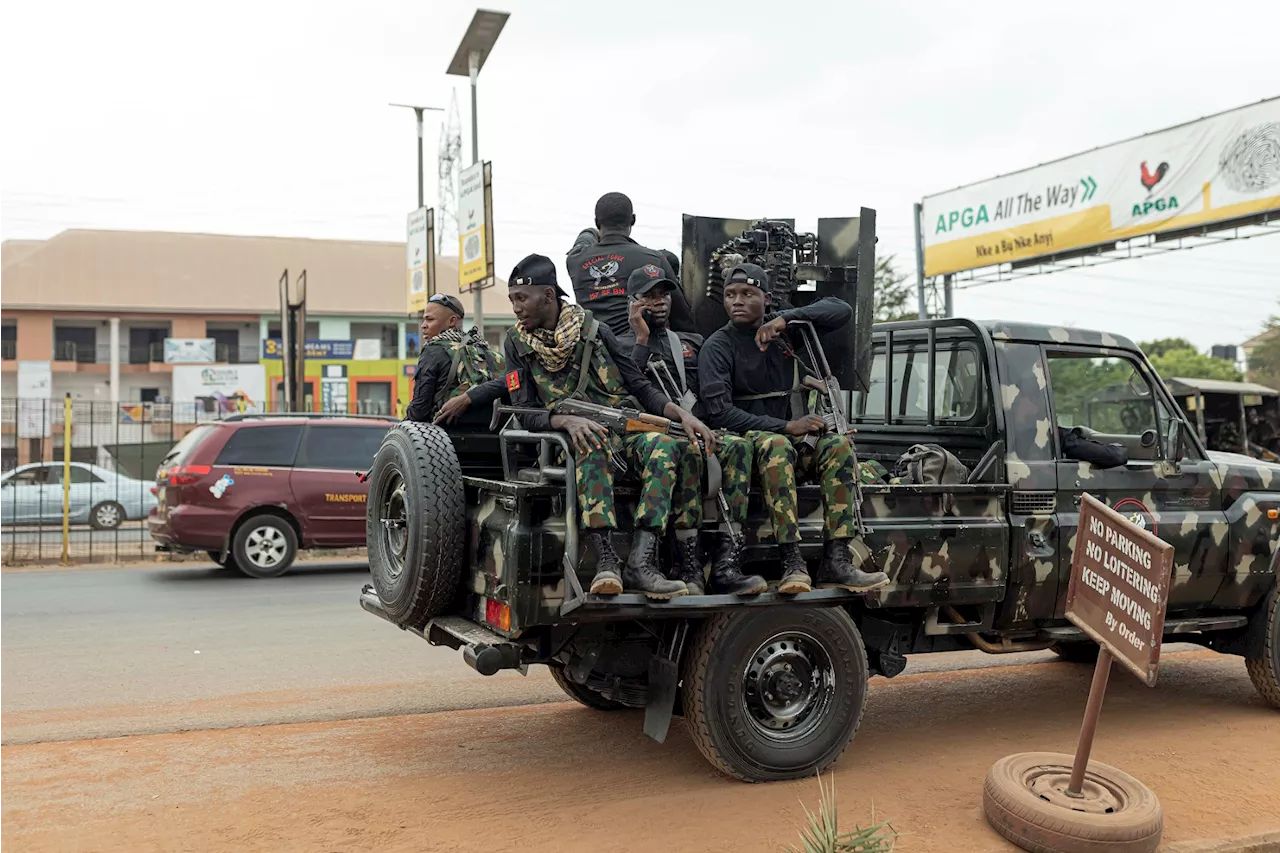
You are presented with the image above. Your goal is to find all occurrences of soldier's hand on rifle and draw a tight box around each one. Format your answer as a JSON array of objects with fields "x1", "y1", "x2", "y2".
[
  {"x1": 434, "y1": 393, "x2": 472, "y2": 424},
  {"x1": 551, "y1": 414, "x2": 609, "y2": 454},
  {"x1": 678, "y1": 412, "x2": 718, "y2": 453},
  {"x1": 627, "y1": 299, "x2": 650, "y2": 345},
  {"x1": 784, "y1": 414, "x2": 826, "y2": 436},
  {"x1": 755, "y1": 317, "x2": 788, "y2": 351}
]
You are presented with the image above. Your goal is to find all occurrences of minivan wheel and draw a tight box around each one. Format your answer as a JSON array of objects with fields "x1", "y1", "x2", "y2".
[
  {"x1": 1245, "y1": 585, "x2": 1280, "y2": 710},
  {"x1": 232, "y1": 515, "x2": 297, "y2": 578},
  {"x1": 366, "y1": 422, "x2": 464, "y2": 629},
  {"x1": 682, "y1": 608, "x2": 868, "y2": 782},
  {"x1": 90, "y1": 501, "x2": 125, "y2": 530}
]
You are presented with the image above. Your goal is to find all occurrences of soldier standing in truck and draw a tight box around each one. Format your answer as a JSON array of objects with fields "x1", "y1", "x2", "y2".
[
  {"x1": 697, "y1": 263, "x2": 890, "y2": 594},
  {"x1": 435, "y1": 254, "x2": 718, "y2": 599},
  {"x1": 566, "y1": 192, "x2": 697, "y2": 336},
  {"x1": 405, "y1": 294, "x2": 503, "y2": 423},
  {"x1": 616, "y1": 266, "x2": 768, "y2": 597}
]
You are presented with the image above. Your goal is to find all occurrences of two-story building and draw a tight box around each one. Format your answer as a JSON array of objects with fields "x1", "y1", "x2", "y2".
[{"x1": 1, "y1": 228, "x2": 514, "y2": 468}]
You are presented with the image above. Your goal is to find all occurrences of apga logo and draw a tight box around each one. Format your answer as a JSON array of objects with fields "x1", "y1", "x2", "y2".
[
  {"x1": 1112, "y1": 498, "x2": 1158, "y2": 538},
  {"x1": 1139, "y1": 161, "x2": 1169, "y2": 192}
]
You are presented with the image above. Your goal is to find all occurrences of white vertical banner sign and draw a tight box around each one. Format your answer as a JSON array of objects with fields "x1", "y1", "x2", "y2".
[
  {"x1": 17, "y1": 360, "x2": 53, "y2": 438},
  {"x1": 457, "y1": 162, "x2": 487, "y2": 292},
  {"x1": 407, "y1": 207, "x2": 429, "y2": 314}
]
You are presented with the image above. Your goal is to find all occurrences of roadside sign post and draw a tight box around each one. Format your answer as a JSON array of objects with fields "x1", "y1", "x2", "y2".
[{"x1": 981, "y1": 492, "x2": 1174, "y2": 853}]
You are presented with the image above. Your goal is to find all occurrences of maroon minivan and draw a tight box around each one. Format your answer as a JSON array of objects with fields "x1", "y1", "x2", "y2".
[{"x1": 148, "y1": 414, "x2": 394, "y2": 577}]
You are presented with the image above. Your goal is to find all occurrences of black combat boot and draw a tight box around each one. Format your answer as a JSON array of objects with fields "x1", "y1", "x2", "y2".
[
  {"x1": 623, "y1": 528, "x2": 688, "y2": 599},
  {"x1": 777, "y1": 542, "x2": 812, "y2": 594},
  {"x1": 709, "y1": 532, "x2": 768, "y2": 595},
  {"x1": 817, "y1": 538, "x2": 890, "y2": 592},
  {"x1": 585, "y1": 529, "x2": 623, "y2": 596},
  {"x1": 671, "y1": 533, "x2": 705, "y2": 596}
]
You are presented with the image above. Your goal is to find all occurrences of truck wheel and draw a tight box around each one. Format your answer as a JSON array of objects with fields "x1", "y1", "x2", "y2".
[
  {"x1": 548, "y1": 665, "x2": 629, "y2": 711},
  {"x1": 366, "y1": 422, "x2": 464, "y2": 629},
  {"x1": 682, "y1": 608, "x2": 868, "y2": 783},
  {"x1": 983, "y1": 751, "x2": 1163, "y2": 853},
  {"x1": 1245, "y1": 586, "x2": 1280, "y2": 710},
  {"x1": 1051, "y1": 642, "x2": 1101, "y2": 664},
  {"x1": 231, "y1": 515, "x2": 297, "y2": 578}
]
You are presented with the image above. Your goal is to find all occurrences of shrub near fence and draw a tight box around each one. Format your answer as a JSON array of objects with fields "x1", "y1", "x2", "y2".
[{"x1": 1, "y1": 398, "x2": 391, "y2": 565}]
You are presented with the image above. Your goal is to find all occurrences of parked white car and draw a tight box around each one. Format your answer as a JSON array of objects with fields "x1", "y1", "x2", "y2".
[{"x1": 0, "y1": 462, "x2": 158, "y2": 529}]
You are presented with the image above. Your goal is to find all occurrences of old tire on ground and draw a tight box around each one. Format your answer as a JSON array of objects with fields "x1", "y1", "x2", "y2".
[
  {"x1": 231, "y1": 514, "x2": 297, "y2": 578},
  {"x1": 1051, "y1": 642, "x2": 1101, "y2": 664},
  {"x1": 366, "y1": 421, "x2": 464, "y2": 629},
  {"x1": 682, "y1": 608, "x2": 868, "y2": 783},
  {"x1": 89, "y1": 500, "x2": 125, "y2": 530},
  {"x1": 1245, "y1": 585, "x2": 1280, "y2": 710},
  {"x1": 548, "y1": 665, "x2": 630, "y2": 711},
  {"x1": 983, "y1": 751, "x2": 1163, "y2": 853}
]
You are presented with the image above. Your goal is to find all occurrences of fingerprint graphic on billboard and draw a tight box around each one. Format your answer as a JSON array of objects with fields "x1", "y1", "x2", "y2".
[
  {"x1": 411, "y1": 269, "x2": 425, "y2": 293},
  {"x1": 464, "y1": 234, "x2": 482, "y2": 263},
  {"x1": 1219, "y1": 122, "x2": 1280, "y2": 193}
]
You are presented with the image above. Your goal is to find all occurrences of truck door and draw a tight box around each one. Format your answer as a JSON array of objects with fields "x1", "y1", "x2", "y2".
[{"x1": 1044, "y1": 348, "x2": 1228, "y2": 613}]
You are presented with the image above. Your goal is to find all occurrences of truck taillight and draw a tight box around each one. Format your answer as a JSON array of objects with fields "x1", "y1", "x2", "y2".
[
  {"x1": 167, "y1": 465, "x2": 211, "y2": 485},
  {"x1": 485, "y1": 599, "x2": 511, "y2": 632}
]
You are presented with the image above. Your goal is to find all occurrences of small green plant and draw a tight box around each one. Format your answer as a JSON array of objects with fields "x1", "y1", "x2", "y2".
[{"x1": 784, "y1": 772, "x2": 898, "y2": 853}]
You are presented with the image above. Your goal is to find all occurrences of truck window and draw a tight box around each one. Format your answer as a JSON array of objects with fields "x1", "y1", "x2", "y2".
[
  {"x1": 215, "y1": 425, "x2": 303, "y2": 468},
  {"x1": 855, "y1": 343, "x2": 980, "y2": 423},
  {"x1": 1047, "y1": 354, "x2": 1156, "y2": 435}
]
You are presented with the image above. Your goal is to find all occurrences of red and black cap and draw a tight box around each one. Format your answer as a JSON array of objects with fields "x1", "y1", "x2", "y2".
[{"x1": 627, "y1": 264, "x2": 678, "y2": 298}]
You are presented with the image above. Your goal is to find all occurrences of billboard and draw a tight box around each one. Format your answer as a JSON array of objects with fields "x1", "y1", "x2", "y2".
[
  {"x1": 406, "y1": 207, "x2": 429, "y2": 315},
  {"x1": 163, "y1": 338, "x2": 216, "y2": 364},
  {"x1": 172, "y1": 364, "x2": 266, "y2": 422},
  {"x1": 458, "y1": 161, "x2": 488, "y2": 291},
  {"x1": 922, "y1": 98, "x2": 1280, "y2": 277}
]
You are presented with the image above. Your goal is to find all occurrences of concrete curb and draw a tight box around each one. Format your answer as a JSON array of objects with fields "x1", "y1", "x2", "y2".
[{"x1": 1161, "y1": 831, "x2": 1280, "y2": 853}]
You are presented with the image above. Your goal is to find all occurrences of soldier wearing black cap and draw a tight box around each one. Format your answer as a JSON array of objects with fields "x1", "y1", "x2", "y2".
[
  {"x1": 566, "y1": 191, "x2": 696, "y2": 337},
  {"x1": 698, "y1": 263, "x2": 890, "y2": 595},
  {"x1": 616, "y1": 266, "x2": 767, "y2": 596},
  {"x1": 405, "y1": 293, "x2": 504, "y2": 423},
  {"x1": 436, "y1": 253, "x2": 718, "y2": 600}
]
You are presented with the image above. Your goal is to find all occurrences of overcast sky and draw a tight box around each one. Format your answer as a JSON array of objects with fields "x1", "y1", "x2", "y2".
[{"x1": 3, "y1": 0, "x2": 1277, "y2": 350}]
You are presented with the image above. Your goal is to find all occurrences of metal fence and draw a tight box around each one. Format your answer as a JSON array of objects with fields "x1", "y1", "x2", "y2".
[{"x1": 1, "y1": 398, "x2": 387, "y2": 565}]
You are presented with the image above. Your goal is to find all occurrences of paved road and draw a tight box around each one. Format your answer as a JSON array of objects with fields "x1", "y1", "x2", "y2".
[{"x1": 0, "y1": 561, "x2": 1160, "y2": 745}]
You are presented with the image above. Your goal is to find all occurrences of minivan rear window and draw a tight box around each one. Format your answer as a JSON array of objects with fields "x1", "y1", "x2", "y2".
[
  {"x1": 215, "y1": 425, "x2": 304, "y2": 468},
  {"x1": 296, "y1": 425, "x2": 389, "y2": 471},
  {"x1": 158, "y1": 425, "x2": 216, "y2": 473}
]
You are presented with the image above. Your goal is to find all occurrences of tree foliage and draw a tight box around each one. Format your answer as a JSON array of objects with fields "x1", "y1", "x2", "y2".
[
  {"x1": 1145, "y1": 347, "x2": 1242, "y2": 382},
  {"x1": 1246, "y1": 313, "x2": 1280, "y2": 390},
  {"x1": 1140, "y1": 337, "x2": 1198, "y2": 359},
  {"x1": 873, "y1": 255, "x2": 916, "y2": 323}
]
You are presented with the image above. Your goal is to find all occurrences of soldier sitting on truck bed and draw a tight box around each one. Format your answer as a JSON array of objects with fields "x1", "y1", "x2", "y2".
[
  {"x1": 435, "y1": 254, "x2": 718, "y2": 600},
  {"x1": 697, "y1": 263, "x2": 890, "y2": 595},
  {"x1": 405, "y1": 294, "x2": 504, "y2": 424},
  {"x1": 615, "y1": 266, "x2": 768, "y2": 597}
]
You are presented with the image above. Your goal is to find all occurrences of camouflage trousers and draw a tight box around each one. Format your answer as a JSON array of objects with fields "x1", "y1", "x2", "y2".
[
  {"x1": 575, "y1": 432, "x2": 680, "y2": 530},
  {"x1": 670, "y1": 434, "x2": 753, "y2": 530},
  {"x1": 744, "y1": 430, "x2": 859, "y2": 544}
]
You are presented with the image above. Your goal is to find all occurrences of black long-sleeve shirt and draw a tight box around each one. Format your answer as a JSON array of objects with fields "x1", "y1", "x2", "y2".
[
  {"x1": 697, "y1": 297, "x2": 854, "y2": 434},
  {"x1": 465, "y1": 317, "x2": 672, "y2": 432},
  {"x1": 565, "y1": 229, "x2": 695, "y2": 336},
  {"x1": 616, "y1": 328, "x2": 703, "y2": 397},
  {"x1": 404, "y1": 343, "x2": 454, "y2": 422}
]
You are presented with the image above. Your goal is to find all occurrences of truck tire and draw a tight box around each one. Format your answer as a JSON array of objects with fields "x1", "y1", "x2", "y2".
[
  {"x1": 983, "y1": 751, "x2": 1163, "y2": 853},
  {"x1": 366, "y1": 422, "x2": 464, "y2": 629},
  {"x1": 682, "y1": 608, "x2": 868, "y2": 783},
  {"x1": 1051, "y1": 642, "x2": 1101, "y2": 664},
  {"x1": 1245, "y1": 585, "x2": 1280, "y2": 710},
  {"x1": 548, "y1": 665, "x2": 629, "y2": 711}
]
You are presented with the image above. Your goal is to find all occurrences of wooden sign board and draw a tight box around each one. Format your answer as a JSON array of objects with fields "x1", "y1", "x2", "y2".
[{"x1": 1065, "y1": 493, "x2": 1175, "y2": 686}]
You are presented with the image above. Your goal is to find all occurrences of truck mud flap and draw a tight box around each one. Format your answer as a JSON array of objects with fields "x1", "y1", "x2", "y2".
[{"x1": 359, "y1": 584, "x2": 523, "y2": 676}]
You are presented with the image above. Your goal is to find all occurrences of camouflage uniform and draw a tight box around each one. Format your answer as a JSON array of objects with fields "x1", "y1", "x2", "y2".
[
  {"x1": 746, "y1": 431, "x2": 859, "y2": 543},
  {"x1": 670, "y1": 434, "x2": 753, "y2": 529}
]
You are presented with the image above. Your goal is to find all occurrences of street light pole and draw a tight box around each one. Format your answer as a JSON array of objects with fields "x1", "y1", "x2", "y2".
[
  {"x1": 448, "y1": 9, "x2": 509, "y2": 341},
  {"x1": 389, "y1": 103, "x2": 444, "y2": 212}
]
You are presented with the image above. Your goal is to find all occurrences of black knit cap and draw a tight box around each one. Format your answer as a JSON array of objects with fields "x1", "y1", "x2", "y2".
[
  {"x1": 509, "y1": 254, "x2": 559, "y2": 289},
  {"x1": 725, "y1": 262, "x2": 770, "y2": 293}
]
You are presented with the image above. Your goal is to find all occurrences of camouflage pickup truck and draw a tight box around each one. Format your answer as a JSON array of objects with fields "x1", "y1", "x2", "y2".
[{"x1": 359, "y1": 213, "x2": 1280, "y2": 783}]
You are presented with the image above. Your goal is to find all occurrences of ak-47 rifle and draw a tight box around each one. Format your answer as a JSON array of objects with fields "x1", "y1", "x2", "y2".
[
  {"x1": 645, "y1": 357, "x2": 742, "y2": 546},
  {"x1": 778, "y1": 320, "x2": 871, "y2": 536}
]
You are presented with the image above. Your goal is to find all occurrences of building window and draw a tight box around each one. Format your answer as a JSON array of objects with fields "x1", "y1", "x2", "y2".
[
  {"x1": 54, "y1": 326, "x2": 96, "y2": 363},
  {"x1": 1, "y1": 323, "x2": 15, "y2": 361}
]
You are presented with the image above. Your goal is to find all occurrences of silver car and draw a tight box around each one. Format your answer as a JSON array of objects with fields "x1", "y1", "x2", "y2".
[{"x1": 0, "y1": 462, "x2": 158, "y2": 530}]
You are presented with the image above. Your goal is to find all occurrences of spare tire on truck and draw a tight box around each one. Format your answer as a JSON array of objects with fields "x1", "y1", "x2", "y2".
[{"x1": 366, "y1": 422, "x2": 465, "y2": 629}]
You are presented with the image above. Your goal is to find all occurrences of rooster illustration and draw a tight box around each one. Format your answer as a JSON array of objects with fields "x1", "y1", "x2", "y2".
[{"x1": 1140, "y1": 161, "x2": 1169, "y2": 192}]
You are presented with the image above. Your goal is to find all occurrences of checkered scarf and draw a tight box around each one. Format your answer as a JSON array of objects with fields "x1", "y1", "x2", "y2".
[
  {"x1": 428, "y1": 327, "x2": 465, "y2": 346},
  {"x1": 515, "y1": 302, "x2": 585, "y2": 373}
]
